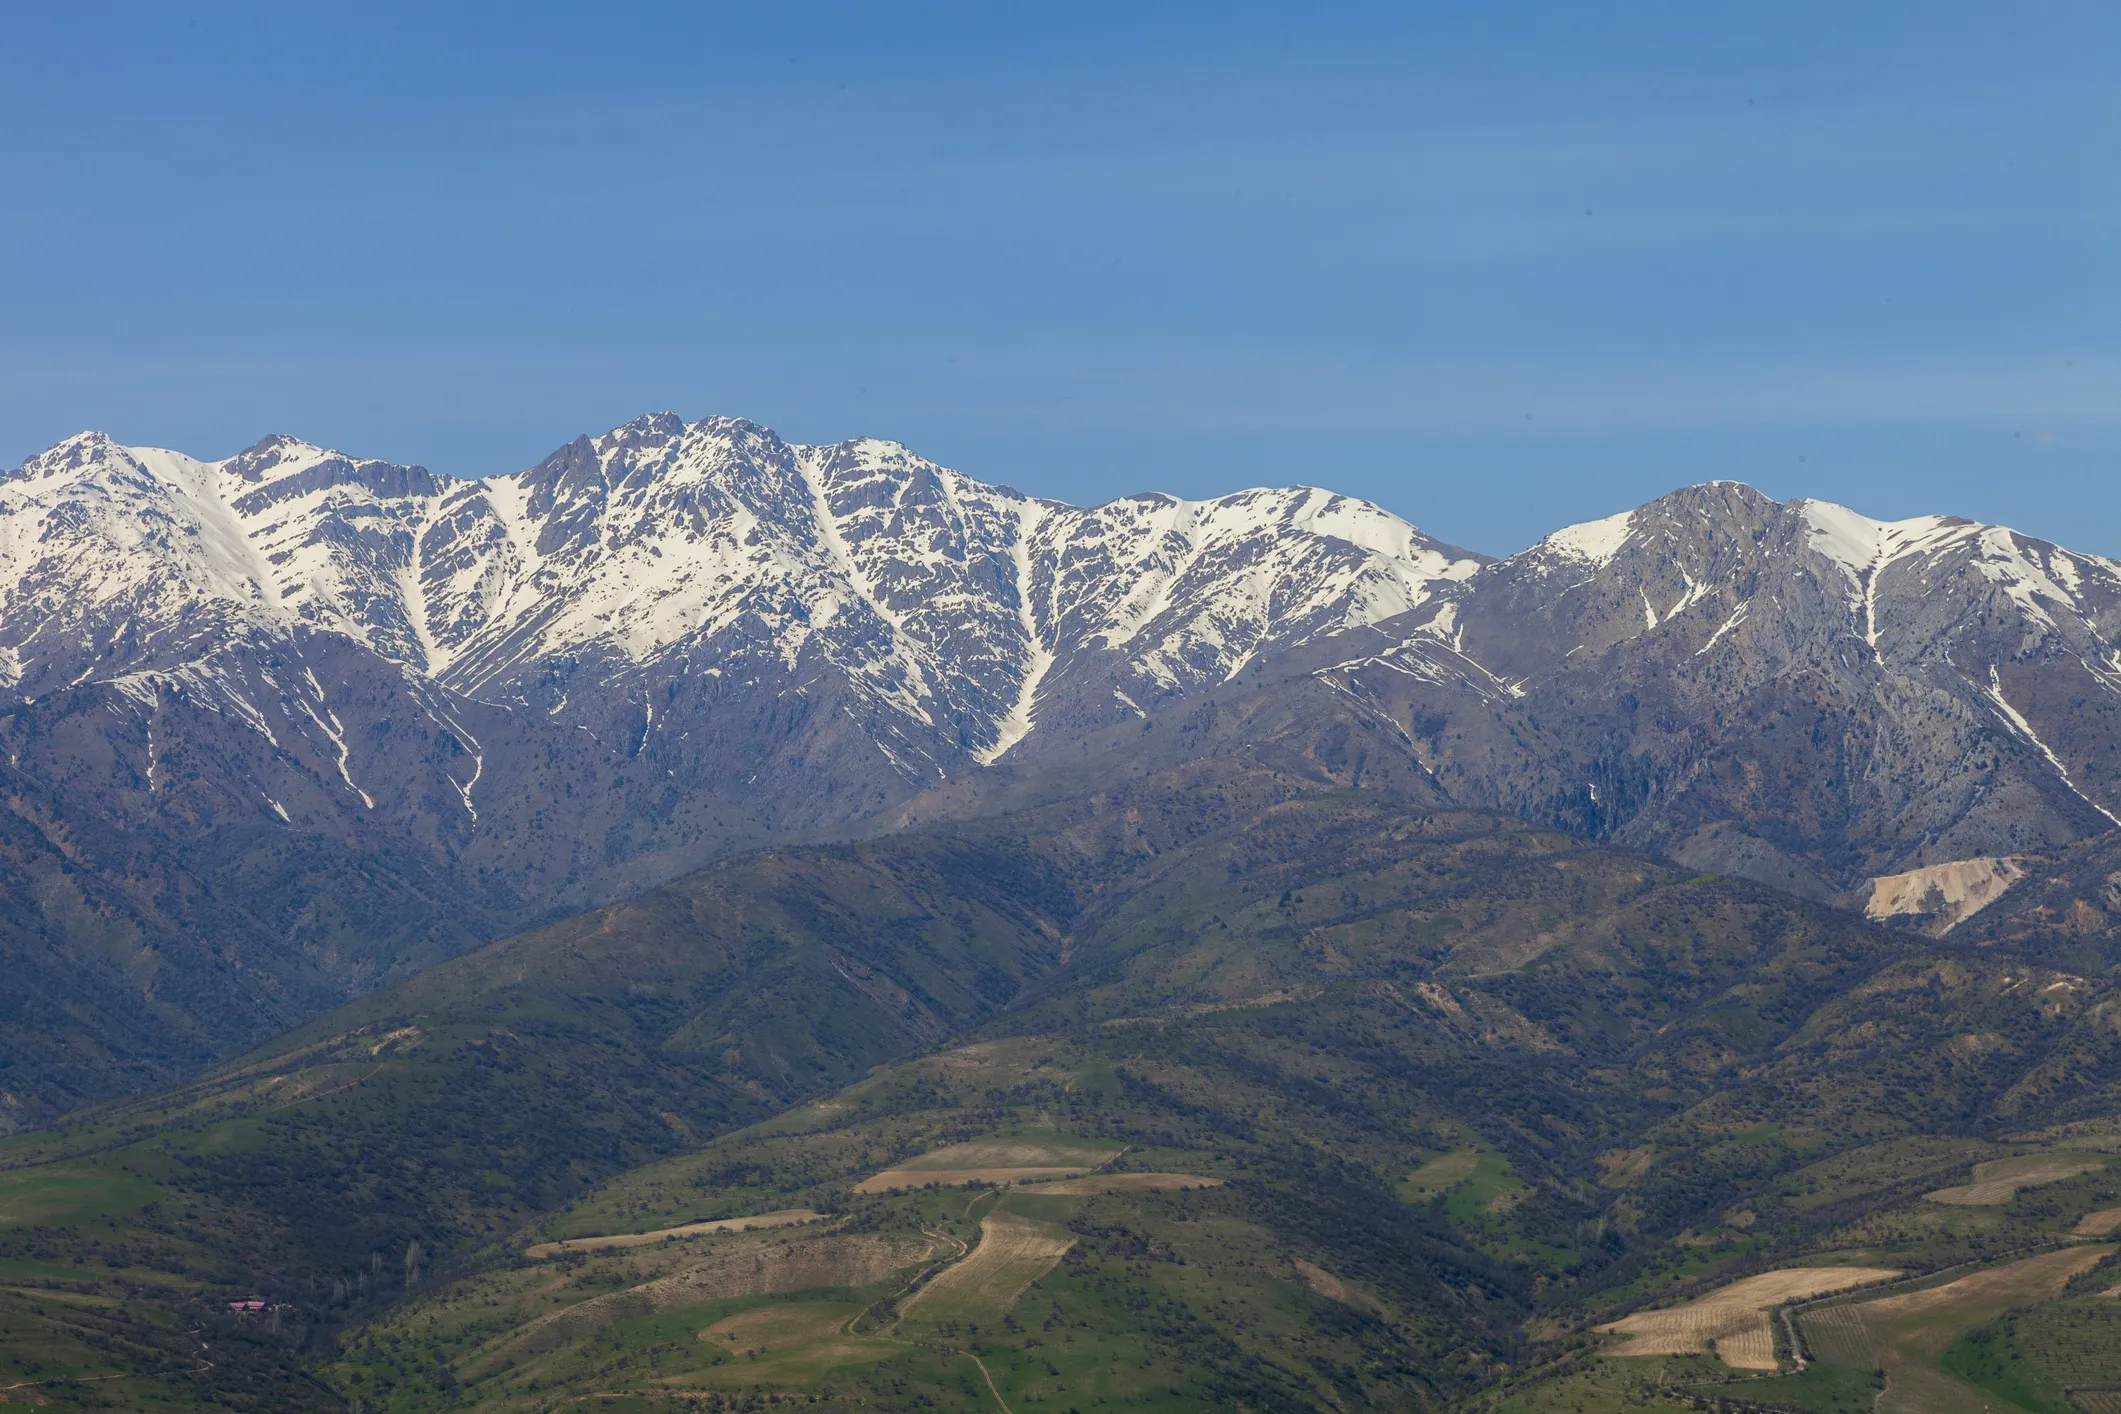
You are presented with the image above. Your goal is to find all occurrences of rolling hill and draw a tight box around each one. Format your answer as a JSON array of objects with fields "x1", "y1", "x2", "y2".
[{"x1": 5, "y1": 738, "x2": 2121, "y2": 1409}]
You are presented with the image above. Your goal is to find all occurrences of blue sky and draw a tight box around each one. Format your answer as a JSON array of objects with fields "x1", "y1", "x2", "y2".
[{"x1": 2, "y1": 2, "x2": 2114, "y2": 555}]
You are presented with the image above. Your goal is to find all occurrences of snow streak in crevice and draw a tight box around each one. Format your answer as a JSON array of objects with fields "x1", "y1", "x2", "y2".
[
  {"x1": 975, "y1": 499, "x2": 1051, "y2": 765},
  {"x1": 1987, "y1": 664, "x2": 2121, "y2": 829}
]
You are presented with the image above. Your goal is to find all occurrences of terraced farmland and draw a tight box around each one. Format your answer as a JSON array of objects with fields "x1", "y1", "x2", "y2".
[
  {"x1": 855, "y1": 1134, "x2": 1124, "y2": 1192},
  {"x1": 1602, "y1": 1266, "x2": 1899, "y2": 1369}
]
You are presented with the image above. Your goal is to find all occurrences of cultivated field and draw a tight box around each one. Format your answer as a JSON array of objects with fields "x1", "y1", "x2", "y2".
[
  {"x1": 1924, "y1": 1153, "x2": 2106, "y2": 1205},
  {"x1": 1852, "y1": 1246, "x2": 2110, "y2": 1354},
  {"x1": 856, "y1": 1167, "x2": 1088, "y2": 1191},
  {"x1": 1827, "y1": 1246, "x2": 2117, "y2": 1414},
  {"x1": 1025, "y1": 1172, "x2": 1224, "y2": 1194},
  {"x1": 1594, "y1": 1263, "x2": 1900, "y2": 1365},
  {"x1": 1402, "y1": 1149, "x2": 1481, "y2": 1199},
  {"x1": 2075, "y1": 1207, "x2": 2121, "y2": 1237},
  {"x1": 1601, "y1": 1266, "x2": 1900, "y2": 1370},
  {"x1": 489, "y1": 1232, "x2": 945, "y2": 1364},
  {"x1": 2005, "y1": 1301, "x2": 2121, "y2": 1386},
  {"x1": 525, "y1": 1208, "x2": 824, "y2": 1258},
  {"x1": 1799, "y1": 1301, "x2": 1879, "y2": 1368},
  {"x1": 855, "y1": 1135, "x2": 1122, "y2": 1193},
  {"x1": 897, "y1": 1211, "x2": 1075, "y2": 1325},
  {"x1": 693, "y1": 1301, "x2": 900, "y2": 1387}
]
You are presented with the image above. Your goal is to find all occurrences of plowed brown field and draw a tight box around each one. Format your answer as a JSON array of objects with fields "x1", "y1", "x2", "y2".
[
  {"x1": 526, "y1": 1209, "x2": 824, "y2": 1258},
  {"x1": 1925, "y1": 1154, "x2": 2104, "y2": 1205},
  {"x1": 898, "y1": 1212, "x2": 1074, "y2": 1323},
  {"x1": 1602, "y1": 1267, "x2": 1900, "y2": 1371}
]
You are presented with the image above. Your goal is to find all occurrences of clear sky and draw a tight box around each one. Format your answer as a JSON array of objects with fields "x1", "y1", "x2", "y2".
[{"x1": 2, "y1": 2, "x2": 2115, "y2": 556}]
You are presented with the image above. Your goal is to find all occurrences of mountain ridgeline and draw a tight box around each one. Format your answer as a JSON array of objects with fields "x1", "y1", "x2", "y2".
[{"x1": 5, "y1": 417, "x2": 2121, "y2": 1125}]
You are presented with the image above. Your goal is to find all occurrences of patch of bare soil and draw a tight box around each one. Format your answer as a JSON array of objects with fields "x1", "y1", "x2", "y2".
[
  {"x1": 1601, "y1": 1266, "x2": 1900, "y2": 1371},
  {"x1": 898, "y1": 1213, "x2": 1074, "y2": 1321},
  {"x1": 1925, "y1": 1155, "x2": 2104, "y2": 1206},
  {"x1": 1294, "y1": 1260, "x2": 1371, "y2": 1309},
  {"x1": 856, "y1": 1166, "x2": 1087, "y2": 1192},
  {"x1": 498, "y1": 1233, "x2": 945, "y2": 1359},
  {"x1": 1864, "y1": 856, "x2": 2028, "y2": 934},
  {"x1": 526, "y1": 1209, "x2": 824, "y2": 1259}
]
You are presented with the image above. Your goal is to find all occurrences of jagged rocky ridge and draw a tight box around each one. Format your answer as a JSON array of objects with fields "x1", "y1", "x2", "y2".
[
  {"x1": 0, "y1": 414, "x2": 1474, "y2": 837},
  {"x1": 3, "y1": 415, "x2": 2119, "y2": 1122},
  {"x1": 1315, "y1": 481, "x2": 2121, "y2": 898}
]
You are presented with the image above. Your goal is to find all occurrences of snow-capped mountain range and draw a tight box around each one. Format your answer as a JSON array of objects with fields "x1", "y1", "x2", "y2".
[
  {"x1": 1321, "y1": 479, "x2": 2121, "y2": 895},
  {"x1": 3, "y1": 414, "x2": 1475, "y2": 789},
  {"x1": 5, "y1": 412, "x2": 2120, "y2": 1124}
]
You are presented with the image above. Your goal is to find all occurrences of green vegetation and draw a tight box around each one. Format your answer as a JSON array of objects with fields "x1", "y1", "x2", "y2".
[
  {"x1": 1401, "y1": 1147, "x2": 1483, "y2": 1201},
  {"x1": 6, "y1": 754, "x2": 2121, "y2": 1407},
  {"x1": 1936, "y1": 1298, "x2": 2121, "y2": 1414},
  {"x1": 1940, "y1": 1323, "x2": 2071, "y2": 1414},
  {"x1": 0, "y1": 1161, "x2": 160, "y2": 1227},
  {"x1": 1677, "y1": 1360, "x2": 1884, "y2": 1413}
]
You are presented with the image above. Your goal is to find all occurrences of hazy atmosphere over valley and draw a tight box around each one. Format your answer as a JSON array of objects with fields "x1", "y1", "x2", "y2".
[{"x1": 1, "y1": 6, "x2": 2117, "y2": 1413}]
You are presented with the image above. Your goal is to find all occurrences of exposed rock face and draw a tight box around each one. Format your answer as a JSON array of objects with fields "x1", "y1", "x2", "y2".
[
  {"x1": 0, "y1": 417, "x2": 1482, "y2": 858},
  {"x1": 0, "y1": 417, "x2": 1480, "y2": 1120},
  {"x1": 4, "y1": 422, "x2": 2119, "y2": 1120},
  {"x1": 1316, "y1": 482, "x2": 2121, "y2": 898}
]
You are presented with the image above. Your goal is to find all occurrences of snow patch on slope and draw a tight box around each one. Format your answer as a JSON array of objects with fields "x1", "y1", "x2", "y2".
[
  {"x1": 1539, "y1": 509, "x2": 1635, "y2": 568},
  {"x1": 1986, "y1": 664, "x2": 2121, "y2": 829},
  {"x1": 1798, "y1": 500, "x2": 1971, "y2": 648},
  {"x1": 1798, "y1": 500, "x2": 1965, "y2": 578}
]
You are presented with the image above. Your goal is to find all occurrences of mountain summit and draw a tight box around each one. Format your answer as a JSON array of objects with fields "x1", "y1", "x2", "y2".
[{"x1": 1327, "y1": 479, "x2": 2121, "y2": 897}]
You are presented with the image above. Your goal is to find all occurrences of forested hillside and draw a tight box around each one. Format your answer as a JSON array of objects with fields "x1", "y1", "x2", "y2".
[{"x1": 5, "y1": 739, "x2": 2120, "y2": 1409}]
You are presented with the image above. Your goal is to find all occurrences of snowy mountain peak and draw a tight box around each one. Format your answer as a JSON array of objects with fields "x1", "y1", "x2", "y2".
[
  {"x1": 7, "y1": 428, "x2": 125, "y2": 481},
  {"x1": 1534, "y1": 508, "x2": 1637, "y2": 569},
  {"x1": 602, "y1": 410, "x2": 688, "y2": 445},
  {"x1": 223, "y1": 433, "x2": 329, "y2": 481},
  {"x1": 1795, "y1": 499, "x2": 1972, "y2": 580}
]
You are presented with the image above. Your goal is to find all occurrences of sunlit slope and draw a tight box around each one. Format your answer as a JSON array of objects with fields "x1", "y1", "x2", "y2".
[{"x1": 318, "y1": 948, "x2": 2121, "y2": 1411}]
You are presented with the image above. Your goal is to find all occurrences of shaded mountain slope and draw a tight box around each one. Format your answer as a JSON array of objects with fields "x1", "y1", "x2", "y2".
[{"x1": 1314, "y1": 482, "x2": 2121, "y2": 896}]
